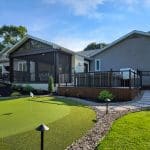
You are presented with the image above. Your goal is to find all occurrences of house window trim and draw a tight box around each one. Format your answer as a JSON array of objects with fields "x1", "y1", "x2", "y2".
[
  {"x1": 95, "y1": 59, "x2": 101, "y2": 71},
  {"x1": 18, "y1": 61, "x2": 27, "y2": 72}
]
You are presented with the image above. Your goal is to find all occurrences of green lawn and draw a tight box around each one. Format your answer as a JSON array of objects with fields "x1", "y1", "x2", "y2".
[
  {"x1": 0, "y1": 96, "x2": 96, "y2": 150},
  {"x1": 97, "y1": 111, "x2": 150, "y2": 150}
]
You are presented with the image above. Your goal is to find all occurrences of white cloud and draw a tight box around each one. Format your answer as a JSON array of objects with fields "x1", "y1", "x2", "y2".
[
  {"x1": 52, "y1": 36, "x2": 98, "y2": 51},
  {"x1": 43, "y1": 0, "x2": 104, "y2": 19},
  {"x1": 111, "y1": 0, "x2": 150, "y2": 10},
  {"x1": 43, "y1": 0, "x2": 150, "y2": 19}
]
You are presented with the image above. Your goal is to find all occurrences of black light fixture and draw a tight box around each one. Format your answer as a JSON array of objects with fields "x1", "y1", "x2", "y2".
[
  {"x1": 36, "y1": 123, "x2": 49, "y2": 150},
  {"x1": 106, "y1": 98, "x2": 111, "y2": 114}
]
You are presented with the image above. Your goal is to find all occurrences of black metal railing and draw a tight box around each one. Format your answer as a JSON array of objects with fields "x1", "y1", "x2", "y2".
[
  {"x1": 13, "y1": 71, "x2": 55, "y2": 83},
  {"x1": 59, "y1": 70, "x2": 141, "y2": 89}
]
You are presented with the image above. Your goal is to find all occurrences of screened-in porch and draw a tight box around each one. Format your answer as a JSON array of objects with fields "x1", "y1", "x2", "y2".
[{"x1": 10, "y1": 51, "x2": 72, "y2": 83}]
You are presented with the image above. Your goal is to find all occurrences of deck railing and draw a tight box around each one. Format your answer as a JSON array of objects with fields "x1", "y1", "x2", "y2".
[{"x1": 59, "y1": 70, "x2": 141, "y2": 89}]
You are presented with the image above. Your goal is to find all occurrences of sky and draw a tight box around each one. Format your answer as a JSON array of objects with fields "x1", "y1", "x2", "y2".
[{"x1": 0, "y1": 0, "x2": 150, "y2": 51}]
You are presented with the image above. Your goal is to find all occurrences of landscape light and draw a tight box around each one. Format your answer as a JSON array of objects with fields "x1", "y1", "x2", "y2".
[{"x1": 36, "y1": 123, "x2": 49, "y2": 150}]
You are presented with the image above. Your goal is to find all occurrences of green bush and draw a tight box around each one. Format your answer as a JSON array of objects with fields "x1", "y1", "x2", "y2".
[
  {"x1": 98, "y1": 90, "x2": 114, "y2": 102},
  {"x1": 11, "y1": 91, "x2": 22, "y2": 97},
  {"x1": 11, "y1": 85, "x2": 23, "y2": 91},
  {"x1": 0, "y1": 83, "x2": 6, "y2": 88},
  {"x1": 48, "y1": 76, "x2": 54, "y2": 94},
  {"x1": 23, "y1": 85, "x2": 34, "y2": 94}
]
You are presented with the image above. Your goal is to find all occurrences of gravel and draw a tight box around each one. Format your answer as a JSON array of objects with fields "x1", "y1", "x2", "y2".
[{"x1": 66, "y1": 106, "x2": 147, "y2": 150}]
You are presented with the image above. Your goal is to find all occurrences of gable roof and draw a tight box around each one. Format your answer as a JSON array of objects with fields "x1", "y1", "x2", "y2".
[
  {"x1": 77, "y1": 49, "x2": 103, "y2": 58},
  {"x1": 7, "y1": 34, "x2": 76, "y2": 55},
  {"x1": 78, "y1": 30, "x2": 150, "y2": 58}
]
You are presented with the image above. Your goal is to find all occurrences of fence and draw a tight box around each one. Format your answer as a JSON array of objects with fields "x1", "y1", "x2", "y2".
[{"x1": 59, "y1": 70, "x2": 141, "y2": 89}]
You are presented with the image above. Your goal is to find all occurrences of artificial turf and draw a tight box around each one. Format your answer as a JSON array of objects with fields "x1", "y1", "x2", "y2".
[
  {"x1": 0, "y1": 96, "x2": 96, "y2": 150},
  {"x1": 97, "y1": 111, "x2": 150, "y2": 150}
]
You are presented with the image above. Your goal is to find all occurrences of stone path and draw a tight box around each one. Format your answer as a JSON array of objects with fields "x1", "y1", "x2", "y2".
[
  {"x1": 135, "y1": 90, "x2": 150, "y2": 107},
  {"x1": 57, "y1": 91, "x2": 150, "y2": 150},
  {"x1": 59, "y1": 90, "x2": 150, "y2": 112}
]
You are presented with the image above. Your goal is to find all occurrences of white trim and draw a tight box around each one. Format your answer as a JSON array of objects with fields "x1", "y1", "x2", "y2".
[
  {"x1": 95, "y1": 59, "x2": 101, "y2": 71},
  {"x1": 17, "y1": 61, "x2": 27, "y2": 72}
]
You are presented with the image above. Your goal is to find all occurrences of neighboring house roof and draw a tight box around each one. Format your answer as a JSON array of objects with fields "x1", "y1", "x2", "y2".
[
  {"x1": 77, "y1": 49, "x2": 103, "y2": 58},
  {"x1": 78, "y1": 30, "x2": 150, "y2": 58},
  {"x1": 7, "y1": 34, "x2": 76, "y2": 55}
]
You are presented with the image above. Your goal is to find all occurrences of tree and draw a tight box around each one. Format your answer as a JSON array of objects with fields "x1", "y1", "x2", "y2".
[
  {"x1": 84, "y1": 42, "x2": 107, "y2": 51},
  {"x1": 0, "y1": 25, "x2": 27, "y2": 51}
]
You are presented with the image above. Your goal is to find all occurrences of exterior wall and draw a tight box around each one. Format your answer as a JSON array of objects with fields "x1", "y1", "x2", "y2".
[
  {"x1": 0, "y1": 62, "x2": 9, "y2": 74},
  {"x1": 84, "y1": 60, "x2": 90, "y2": 72},
  {"x1": 58, "y1": 87, "x2": 140, "y2": 101},
  {"x1": 90, "y1": 35, "x2": 150, "y2": 86},
  {"x1": 10, "y1": 39, "x2": 72, "y2": 83},
  {"x1": 90, "y1": 36, "x2": 150, "y2": 72},
  {"x1": 13, "y1": 83, "x2": 48, "y2": 90},
  {"x1": 72, "y1": 55, "x2": 84, "y2": 73},
  {"x1": 10, "y1": 39, "x2": 53, "y2": 57}
]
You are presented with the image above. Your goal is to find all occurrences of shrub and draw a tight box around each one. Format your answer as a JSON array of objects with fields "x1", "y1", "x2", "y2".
[
  {"x1": 11, "y1": 85, "x2": 23, "y2": 91},
  {"x1": 98, "y1": 90, "x2": 114, "y2": 102},
  {"x1": 23, "y1": 85, "x2": 34, "y2": 94},
  {"x1": 11, "y1": 91, "x2": 22, "y2": 97},
  {"x1": 0, "y1": 83, "x2": 6, "y2": 88},
  {"x1": 48, "y1": 76, "x2": 54, "y2": 94}
]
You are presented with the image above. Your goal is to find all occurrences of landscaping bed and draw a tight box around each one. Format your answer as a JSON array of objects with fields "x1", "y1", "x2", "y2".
[{"x1": 62, "y1": 96, "x2": 149, "y2": 150}]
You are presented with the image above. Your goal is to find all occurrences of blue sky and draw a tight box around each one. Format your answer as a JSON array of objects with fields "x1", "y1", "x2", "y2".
[{"x1": 0, "y1": 0, "x2": 150, "y2": 51}]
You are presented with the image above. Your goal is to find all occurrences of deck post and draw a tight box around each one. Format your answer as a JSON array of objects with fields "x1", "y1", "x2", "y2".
[
  {"x1": 9, "y1": 56, "x2": 14, "y2": 83},
  {"x1": 134, "y1": 71, "x2": 135, "y2": 87},
  {"x1": 140, "y1": 71, "x2": 142, "y2": 88},
  {"x1": 109, "y1": 69, "x2": 113, "y2": 87},
  {"x1": 27, "y1": 59, "x2": 30, "y2": 82},
  {"x1": 58, "y1": 73, "x2": 60, "y2": 87},
  {"x1": 129, "y1": 69, "x2": 131, "y2": 89}
]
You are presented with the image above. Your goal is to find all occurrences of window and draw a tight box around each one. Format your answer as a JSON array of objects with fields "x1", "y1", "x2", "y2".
[
  {"x1": 95, "y1": 59, "x2": 101, "y2": 71},
  {"x1": 18, "y1": 61, "x2": 27, "y2": 72}
]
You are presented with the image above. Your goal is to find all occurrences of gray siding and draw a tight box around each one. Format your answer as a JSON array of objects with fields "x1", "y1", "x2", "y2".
[{"x1": 90, "y1": 35, "x2": 150, "y2": 72}]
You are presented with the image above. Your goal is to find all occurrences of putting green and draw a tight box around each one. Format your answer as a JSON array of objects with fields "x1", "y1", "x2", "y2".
[
  {"x1": 0, "y1": 96, "x2": 95, "y2": 150},
  {"x1": 0, "y1": 96, "x2": 70, "y2": 137}
]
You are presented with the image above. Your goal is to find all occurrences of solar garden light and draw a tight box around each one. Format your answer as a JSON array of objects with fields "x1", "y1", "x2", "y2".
[
  {"x1": 36, "y1": 124, "x2": 49, "y2": 150},
  {"x1": 106, "y1": 98, "x2": 111, "y2": 114}
]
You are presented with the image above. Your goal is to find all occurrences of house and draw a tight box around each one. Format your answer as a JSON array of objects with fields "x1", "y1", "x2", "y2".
[
  {"x1": 59, "y1": 30, "x2": 150, "y2": 100},
  {"x1": 78, "y1": 30, "x2": 150, "y2": 88},
  {"x1": 2, "y1": 30, "x2": 150, "y2": 91},
  {"x1": 8, "y1": 35, "x2": 90, "y2": 90}
]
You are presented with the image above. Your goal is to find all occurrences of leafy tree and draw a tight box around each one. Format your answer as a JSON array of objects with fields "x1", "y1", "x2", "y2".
[
  {"x1": 0, "y1": 25, "x2": 27, "y2": 51},
  {"x1": 84, "y1": 42, "x2": 107, "y2": 51}
]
